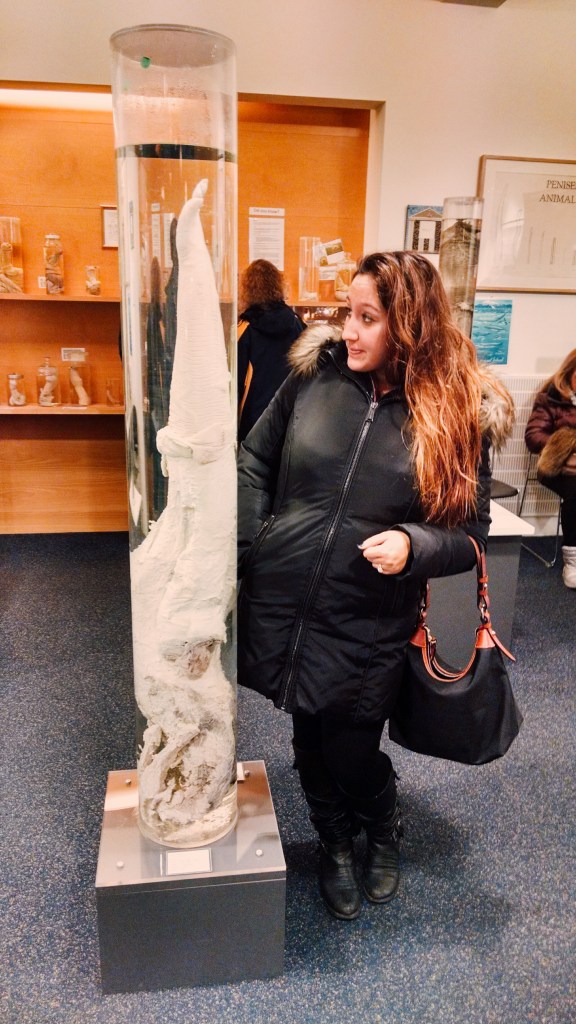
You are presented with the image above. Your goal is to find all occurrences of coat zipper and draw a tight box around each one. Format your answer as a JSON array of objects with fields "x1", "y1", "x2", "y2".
[
  {"x1": 278, "y1": 394, "x2": 378, "y2": 710},
  {"x1": 244, "y1": 513, "x2": 276, "y2": 575}
]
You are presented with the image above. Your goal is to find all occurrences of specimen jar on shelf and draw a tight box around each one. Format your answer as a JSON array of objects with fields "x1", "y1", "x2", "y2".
[
  {"x1": 0, "y1": 216, "x2": 24, "y2": 292},
  {"x1": 334, "y1": 253, "x2": 356, "y2": 301},
  {"x1": 44, "y1": 233, "x2": 64, "y2": 294},
  {"x1": 68, "y1": 357, "x2": 92, "y2": 406},
  {"x1": 85, "y1": 264, "x2": 101, "y2": 296},
  {"x1": 36, "y1": 356, "x2": 61, "y2": 406},
  {"x1": 298, "y1": 236, "x2": 320, "y2": 301},
  {"x1": 7, "y1": 372, "x2": 26, "y2": 406}
]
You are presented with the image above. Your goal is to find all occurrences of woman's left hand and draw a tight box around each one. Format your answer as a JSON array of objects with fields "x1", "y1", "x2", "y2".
[{"x1": 359, "y1": 529, "x2": 411, "y2": 575}]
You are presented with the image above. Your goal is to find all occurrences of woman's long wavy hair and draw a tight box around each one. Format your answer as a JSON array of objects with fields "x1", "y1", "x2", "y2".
[
  {"x1": 239, "y1": 259, "x2": 285, "y2": 312},
  {"x1": 355, "y1": 251, "x2": 508, "y2": 527},
  {"x1": 540, "y1": 346, "x2": 576, "y2": 400}
]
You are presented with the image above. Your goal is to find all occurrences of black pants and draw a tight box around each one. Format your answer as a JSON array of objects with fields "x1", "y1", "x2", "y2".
[
  {"x1": 562, "y1": 499, "x2": 576, "y2": 546},
  {"x1": 292, "y1": 711, "x2": 391, "y2": 799},
  {"x1": 539, "y1": 474, "x2": 576, "y2": 546}
]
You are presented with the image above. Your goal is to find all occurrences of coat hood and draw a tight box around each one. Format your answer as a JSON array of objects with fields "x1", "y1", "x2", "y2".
[
  {"x1": 241, "y1": 301, "x2": 301, "y2": 337},
  {"x1": 288, "y1": 322, "x2": 514, "y2": 451},
  {"x1": 288, "y1": 322, "x2": 339, "y2": 376}
]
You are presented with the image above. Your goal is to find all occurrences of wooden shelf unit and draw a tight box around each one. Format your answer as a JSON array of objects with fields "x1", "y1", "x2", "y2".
[
  {"x1": 0, "y1": 105, "x2": 127, "y2": 533},
  {"x1": 0, "y1": 293, "x2": 120, "y2": 302},
  {"x1": 0, "y1": 297, "x2": 126, "y2": 532},
  {"x1": 1, "y1": 404, "x2": 124, "y2": 415},
  {"x1": 1, "y1": 96, "x2": 369, "y2": 534}
]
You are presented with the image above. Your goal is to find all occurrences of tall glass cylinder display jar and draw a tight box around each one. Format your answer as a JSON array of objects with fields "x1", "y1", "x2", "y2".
[
  {"x1": 438, "y1": 197, "x2": 483, "y2": 336},
  {"x1": 110, "y1": 25, "x2": 237, "y2": 847}
]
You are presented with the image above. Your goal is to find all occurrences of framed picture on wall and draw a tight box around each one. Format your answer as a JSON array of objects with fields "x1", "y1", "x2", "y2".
[
  {"x1": 477, "y1": 156, "x2": 576, "y2": 293},
  {"x1": 471, "y1": 297, "x2": 512, "y2": 364},
  {"x1": 404, "y1": 205, "x2": 443, "y2": 254}
]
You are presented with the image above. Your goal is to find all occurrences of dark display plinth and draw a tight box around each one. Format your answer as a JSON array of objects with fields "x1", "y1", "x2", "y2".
[{"x1": 95, "y1": 761, "x2": 286, "y2": 993}]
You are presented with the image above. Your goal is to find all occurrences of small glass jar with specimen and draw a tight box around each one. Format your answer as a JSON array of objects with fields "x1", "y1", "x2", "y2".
[
  {"x1": 105, "y1": 377, "x2": 123, "y2": 406},
  {"x1": 334, "y1": 253, "x2": 356, "y2": 301},
  {"x1": 44, "y1": 233, "x2": 64, "y2": 294},
  {"x1": 7, "y1": 372, "x2": 27, "y2": 406},
  {"x1": 68, "y1": 356, "x2": 92, "y2": 407},
  {"x1": 298, "y1": 236, "x2": 321, "y2": 301},
  {"x1": 37, "y1": 357, "x2": 61, "y2": 406},
  {"x1": 85, "y1": 264, "x2": 101, "y2": 296},
  {"x1": 0, "y1": 217, "x2": 24, "y2": 292}
]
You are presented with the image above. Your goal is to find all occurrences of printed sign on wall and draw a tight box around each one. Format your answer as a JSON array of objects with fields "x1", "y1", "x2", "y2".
[{"x1": 471, "y1": 298, "x2": 512, "y2": 364}]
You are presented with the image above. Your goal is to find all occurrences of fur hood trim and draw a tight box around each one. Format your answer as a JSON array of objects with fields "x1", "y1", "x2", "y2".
[
  {"x1": 537, "y1": 426, "x2": 576, "y2": 477},
  {"x1": 288, "y1": 322, "x2": 514, "y2": 450},
  {"x1": 288, "y1": 322, "x2": 340, "y2": 376},
  {"x1": 478, "y1": 369, "x2": 515, "y2": 451}
]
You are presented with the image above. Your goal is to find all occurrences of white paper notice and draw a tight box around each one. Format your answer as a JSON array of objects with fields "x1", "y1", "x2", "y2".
[
  {"x1": 249, "y1": 216, "x2": 285, "y2": 270},
  {"x1": 151, "y1": 212, "x2": 162, "y2": 261},
  {"x1": 163, "y1": 213, "x2": 175, "y2": 268}
]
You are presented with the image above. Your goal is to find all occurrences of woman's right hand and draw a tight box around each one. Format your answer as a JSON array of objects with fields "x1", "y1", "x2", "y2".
[{"x1": 359, "y1": 529, "x2": 411, "y2": 575}]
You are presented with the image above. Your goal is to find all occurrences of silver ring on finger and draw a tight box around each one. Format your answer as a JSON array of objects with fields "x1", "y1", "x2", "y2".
[{"x1": 377, "y1": 564, "x2": 385, "y2": 574}]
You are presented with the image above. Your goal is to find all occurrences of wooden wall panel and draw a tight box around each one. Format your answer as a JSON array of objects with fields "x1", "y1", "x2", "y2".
[
  {"x1": 0, "y1": 110, "x2": 116, "y2": 206},
  {"x1": 238, "y1": 121, "x2": 369, "y2": 299},
  {"x1": 0, "y1": 418, "x2": 128, "y2": 533}
]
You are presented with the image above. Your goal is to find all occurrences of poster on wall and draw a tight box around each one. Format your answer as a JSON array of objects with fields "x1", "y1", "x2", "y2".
[
  {"x1": 471, "y1": 297, "x2": 512, "y2": 364},
  {"x1": 477, "y1": 156, "x2": 576, "y2": 293},
  {"x1": 248, "y1": 207, "x2": 285, "y2": 269}
]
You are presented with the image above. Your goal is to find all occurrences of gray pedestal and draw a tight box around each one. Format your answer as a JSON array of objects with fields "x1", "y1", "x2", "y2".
[{"x1": 95, "y1": 761, "x2": 286, "y2": 994}]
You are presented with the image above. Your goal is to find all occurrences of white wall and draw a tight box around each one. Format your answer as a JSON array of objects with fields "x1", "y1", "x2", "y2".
[{"x1": 1, "y1": 0, "x2": 575, "y2": 375}]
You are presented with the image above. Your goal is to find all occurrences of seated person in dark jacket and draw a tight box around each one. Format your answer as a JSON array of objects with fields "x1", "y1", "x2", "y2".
[
  {"x1": 238, "y1": 251, "x2": 514, "y2": 922},
  {"x1": 525, "y1": 347, "x2": 576, "y2": 588},
  {"x1": 238, "y1": 259, "x2": 304, "y2": 443}
]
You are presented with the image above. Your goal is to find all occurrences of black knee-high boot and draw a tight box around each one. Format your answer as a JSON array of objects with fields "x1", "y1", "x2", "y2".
[
  {"x1": 292, "y1": 743, "x2": 361, "y2": 920},
  {"x1": 346, "y1": 753, "x2": 403, "y2": 904}
]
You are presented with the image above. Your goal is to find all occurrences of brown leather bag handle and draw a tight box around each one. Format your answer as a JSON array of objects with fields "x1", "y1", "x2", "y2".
[{"x1": 411, "y1": 535, "x2": 515, "y2": 682}]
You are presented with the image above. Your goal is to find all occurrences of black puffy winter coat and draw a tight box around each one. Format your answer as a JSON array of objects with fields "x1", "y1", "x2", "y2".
[
  {"x1": 238, "y1": 301, "x2": 305, "y2": 443},
  {"x1": 238, "y1": 327, "x2": 508, "y2": 726}
]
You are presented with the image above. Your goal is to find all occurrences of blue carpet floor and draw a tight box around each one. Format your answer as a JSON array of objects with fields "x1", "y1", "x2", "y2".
[{"x1": 1, "y1": 533, "x2": 574, "y2": 1024}]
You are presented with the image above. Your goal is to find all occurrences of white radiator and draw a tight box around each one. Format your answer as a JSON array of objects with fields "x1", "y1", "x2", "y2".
[{"x1": 491, "y1": 374, "x2": 560, "y2": 517}]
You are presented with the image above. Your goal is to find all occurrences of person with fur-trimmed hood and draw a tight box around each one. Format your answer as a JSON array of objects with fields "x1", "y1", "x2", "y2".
[
  {"x1": 525, "y1": 347, "x2": 576, "y2": 588},
  {"x1": 237, "y1": 251, "x2": 514, "y2": 921}
]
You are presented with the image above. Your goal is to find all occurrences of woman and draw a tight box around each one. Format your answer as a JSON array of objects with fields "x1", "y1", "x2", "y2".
[
  {"x1": 525, "y1": 348, "x2": 576, "y2": 588},
  {"x1": 238, "y1": 252, "x2": 514, "y2": 921},
  {"x1": 238, "y1": 259, "x2": 305, "y2": 443}
]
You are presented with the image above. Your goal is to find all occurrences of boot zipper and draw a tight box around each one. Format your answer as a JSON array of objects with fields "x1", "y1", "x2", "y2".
[{"x1": 279, "y1": 396, "x2": 378, "y2": 710}]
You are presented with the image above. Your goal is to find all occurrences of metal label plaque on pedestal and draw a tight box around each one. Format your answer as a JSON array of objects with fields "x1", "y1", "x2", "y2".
[{"x1": 95, "y1": 761, "x2": 286, "y2": 993}]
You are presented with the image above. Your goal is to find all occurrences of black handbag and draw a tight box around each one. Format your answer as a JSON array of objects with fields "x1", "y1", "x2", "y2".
[{"x1": 389, "y1": 538, "x2": 523, "y2": 765}]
